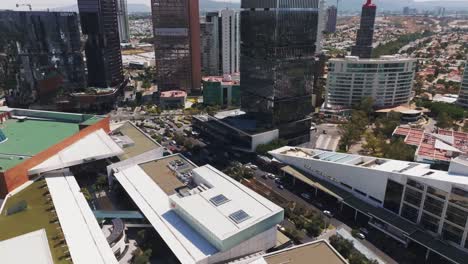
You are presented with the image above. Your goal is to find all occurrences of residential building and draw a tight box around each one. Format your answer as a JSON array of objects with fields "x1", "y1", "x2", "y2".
[
  {"x1": 202, "y1": 76, "x2": 240, "y2": 107},
  {"x1": 151, "y1": 0, "x2": 201, "y2": 93},
  {"x1": 240, "y1": 0, "x2": 323, "y2": 144},
  {"x1": 116, "y1": 0, "x2": 130, "y2": 42},
  {"x1": 0, "y1": 11, "x2": 85, "y2": 108},
  {"x1": 110, "y1": 154, "x2": 284, "y2": 264},
  {"x1": 326, "y1": 5, "x2": 338, "y2": 33},
  {"x1": 393, "y1": 126, "x2": 468, "y2": 164},
  {"x1": 200, "y1": 9, "x2": 240, "y2": 76},
  {"x1": 200, "y1": 12, "x2": 220, "y2": 76},
  {"x1": 269, "y1": 146, "x2": 468, "y2": 264},
  {"x1": 351, "y1": 0, "x2": 377, "y2": 59},
  {"x1": 78, "y1": 0, "x2": 124, "y2": 88},
  {"x1": 457, "y1": 64, "x2": 468, "y2": 108},
  {"x1": 323, "y1": 55, "x2": 416, "y2": 111}
]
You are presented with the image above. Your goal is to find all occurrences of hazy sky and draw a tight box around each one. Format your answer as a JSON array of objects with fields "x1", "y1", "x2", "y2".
[{"x1": 1, "y1": 0, "x2": 466, "y2": 10}]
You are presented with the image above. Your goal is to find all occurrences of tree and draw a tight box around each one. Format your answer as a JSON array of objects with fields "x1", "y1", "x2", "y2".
[
  {"x1": 95, "y1": 175, "x2": 108, "y2": 190},
  {"x1": 355, "y1": 97, "x2": 374, "y2": 115},
  {"x1": 329, "y1": 235, "x2": 354, "y2": 259},
  {"x1": 463, "y1": 121, "x2": 468, "y2": 133},
  {"x1": 132, "y1": 249, "x2": 152, "y2": 264},
  {"x1": 382, "y1": 139, "x2": 416, "y2": 161},
  {"x1": 80, "y1": 188, "x2": 92, "y2": 202},
  {"x1": 362, "y1": 132, "x2": 382, "y2": 156},
  {"x1": 375, "y1": 111, "x2": 401, "y2": 137},
  {"x1": 437, "y1": 112, "x2": 453, "y2": 129},
  {"x1": 256, "y1": 139, "x2": 288, "y2": 156},
  {"x1": 338, "y1": 111, "x2": 369, "y2": 151}
]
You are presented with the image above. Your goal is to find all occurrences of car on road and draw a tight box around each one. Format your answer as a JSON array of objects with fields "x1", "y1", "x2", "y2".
[
  {"x1": 261, "y1": 174, "x2": 268, "y2": 179},
  {"x1": 277, "y1": 224, "x2": 286, "y2": 232},
  {"x1": 267, "y1": 173, "x2": 276, "y2": 179},
  {"x1": 274, "y1": 178, "x2": 282, "y2": 184},
  {"x1": 323, "y1": 210, "x2": 333, "y2": 217},
  {"x1": 250, "y1": 165, "x2": 258, "y2": 170},
  {"x1": 322, "y1": 130, "x2": 327, "y2": 134},
  {"x1": 301, "y1": 193, "x2": 311, "y2": 200},
  {"x1": 356, "y1": 232, "x2": 366, "y2": 240},
  {"x1": 278, "y1": 185, "x2": 285, "y2": 190}
]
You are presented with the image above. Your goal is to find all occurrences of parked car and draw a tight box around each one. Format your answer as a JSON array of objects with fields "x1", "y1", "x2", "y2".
[
  {"x1": 323, "y1": 210, "x2": 333, "y2": 217},
  {"x1": 301, "y1": 193, "x2": 311, "y2": 200},
  {"x1": 261, "y1": 174, "x2": 268, "y2": 179},
  {"x1": 267, "y1": 173, "x2": 276, "y2": 179},
  {"x1": 278, "y1": 185, "x2": 285, "y2": 190},
  {"x1": 356, "y1": 232, "x2": 366, "y2": 240}
]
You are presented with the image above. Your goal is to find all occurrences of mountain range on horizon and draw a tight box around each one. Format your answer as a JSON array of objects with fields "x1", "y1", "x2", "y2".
[{"x1": 52, "y1": 0, "x2": 468, "y2": 13}]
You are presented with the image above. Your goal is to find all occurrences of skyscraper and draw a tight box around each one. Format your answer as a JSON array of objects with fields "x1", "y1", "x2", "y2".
[
  {"x1": 240, "y1": 0, "x2": 323, "y2": 143},
  {"x1": 116, "y1": 0, "x2": 130, "y2": 43},
  {"x1": 326, "y1": 5, "x2": 337, "y2": 33},
  {"x1": 0, "y1": 11, "x2": 85, "y2": 107},
  {"x1": 457, "y1": 63, "x2": 468, "y2": 108},
  {"x1": 151, "y1": 0, "x2": 201, "y2": 93},
  {"x1": 351, "y1": 0, "x2": 377, "y2": 59},
  {"x1": 78, "y1": 0, "x2": 124, "y2": 88},
  {"x1": 200, "y1": 9, "x2": 240, "y2": 76}
]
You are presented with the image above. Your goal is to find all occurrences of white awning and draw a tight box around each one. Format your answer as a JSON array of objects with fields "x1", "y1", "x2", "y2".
[
  {"x1": 29, "y1": 129, "x2": 124, "y2": 175},
  {"x1": 0, "y1": 229, "x2": 54, "y2": 264},
  {"x1": 435, "y1": 139, "x2": 462, "y2": 153},
  {"x1": 45, "y1": 170, "x2": 118, "y2": 264}
]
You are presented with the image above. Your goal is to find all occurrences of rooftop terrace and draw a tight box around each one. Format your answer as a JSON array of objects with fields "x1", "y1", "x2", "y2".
[{"x1": 111, "y1": 122, "x2": 161, "y2": 160}]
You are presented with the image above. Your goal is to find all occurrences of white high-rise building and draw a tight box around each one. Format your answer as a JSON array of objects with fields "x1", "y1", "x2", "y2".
[
  {"x1": 220, "y1": 9, "x2": 240, "y2": 75},
  {"x1": 116, "y1": 0, "x2": 130, "y2": 43},
  {"x1": 324, "y1": 55, "x2": 416, "y2": 110},
  {"x1": 457, "y1": 63, "x2": 468, "y2": 108},
  {"x1": 200, "y1": 9, "x2": 240, "y2": 76}
]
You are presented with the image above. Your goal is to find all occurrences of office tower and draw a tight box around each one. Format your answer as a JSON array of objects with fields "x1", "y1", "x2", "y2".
[
  {"x1": 351, "y1": 0, "x2": 377, "y2": 59},
  {"x1": 240, "y1": 0, "x2": 321, "y2": 143},
  {"x1": 200, "y1": 9, "x2": 240, "y2": 76},
  {"x1": 324, "y1": 56, "x2": 416, "y2": 109},
  {"x1": 78, "y1": 0, "x2": 124, "y2": 88},
  {"x1": 326, "y1": 5, "x2": 337, "y2": 33},
  {"x1": 0, "y1": 11, "x2": 85, "y2": 107},
  {"x1": 116, "y1": 0, "x2": 130, "y2": 42},
  {"x1": 457, "y1": 64, "x2": 468, "y2": 108},
  {"x1": 200, "y1": 12, "x2": 220, "y2": 76},
  {"x1": 151, "y1": 0, "x2": 201, "y2": 93}
]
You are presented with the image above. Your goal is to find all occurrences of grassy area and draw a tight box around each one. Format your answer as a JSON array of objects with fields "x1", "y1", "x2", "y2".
[{"x1": 0, "y1": 180, "x2": 71, "y2": 264}]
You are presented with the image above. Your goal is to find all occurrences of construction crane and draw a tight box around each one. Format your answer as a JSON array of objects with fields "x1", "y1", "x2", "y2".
[{"x1": 16, "y1": 3, "x2": 32, "y2": 11}]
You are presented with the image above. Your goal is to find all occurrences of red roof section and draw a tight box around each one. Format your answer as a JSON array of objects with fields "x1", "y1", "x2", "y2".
[
  {"x1": 364, "y1": 0, "x2": 376, "y2": 8},
  {"x1": 393, "y1": 126, "x2": 468, "y2": 162}
]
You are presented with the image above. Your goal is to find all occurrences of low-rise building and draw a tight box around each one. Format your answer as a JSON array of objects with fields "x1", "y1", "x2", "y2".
[
  {"x1": 202, "y1": 75, "x2": 240, "y2": 107},
  {"x1": 159, "y1": 90, "x2": 187, "y2": 109},
  {"x1": 269, "y1": 146, "x2": 468, "y2": 264},
  {"x1": 109, "y1": 154, "x2": 284, "y2": 264},
  {"x1": 323, "y1": 55, "x2": 416, "y2": 112}
]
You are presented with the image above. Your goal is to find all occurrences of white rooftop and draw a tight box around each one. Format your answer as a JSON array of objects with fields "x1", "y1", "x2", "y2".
[
  {"x1": 170, "y1": 165, "x2": 282, "y2": 240},
  {"x1": 29, "y1": 129, "x2": 124, "y2": 175},
  {"x1": 270, "y1": 146, "x2": 468, "y2": 189},
  {"x1": 0, "y1": 229, "x2": 53, "y2": 264},
  {"x1": 45, "y1": 170, "x2": 118, "y2": 264},
  {"x1": 113, "y1": 156, "x2": 283, "y2": 264}
]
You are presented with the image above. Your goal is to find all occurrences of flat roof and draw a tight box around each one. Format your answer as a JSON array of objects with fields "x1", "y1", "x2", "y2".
[
  {"x1": 0, "y1": 229, "x2": 54, "y2": 264},
  {"x1": 271, "y1": 146, "x2": 468, "y2": 189},
  {"x1": 0, "y1": 119, "x2": 79, "y2": 170},
  {"x1": 262, "y1": 240, "x2": 346, "y2": 264},
  {"x1": 112, "y1": 122, "x2": 161, "y2": 160},
  {"x1": 139, "y1": 155, "x2": 195, "y2": 195},
  {"x1": 113, "y1": 154, "x2": 283, "y2": 264},
  {"x1": 45, "y1": 170, "x2": 117, "y2": 264}
]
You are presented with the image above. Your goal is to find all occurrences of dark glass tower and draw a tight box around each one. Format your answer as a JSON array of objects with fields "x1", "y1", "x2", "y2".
[
  {"x1": 78, "y1": 0, "x2": 124, "y2": 88},
  {"x1": 351, "y1": 0, "x2": 377, "y2": 59},
  {"x1": 151, "y1": 0, "x2": 201, "y2": 93},
  {"x1": 0, "y1": 11, "x2": 85, "y2": 107},
  {"x1": 240, "y1": 0, "x2": 319, "y2": 143}
]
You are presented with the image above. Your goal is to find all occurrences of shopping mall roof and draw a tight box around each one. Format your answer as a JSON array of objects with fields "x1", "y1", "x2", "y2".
[
  {"x1": 29, "y1": 129, "x2": 123, "y2": 175},
  {"x1": 0, "y1": 108, "x2": 104, "y2": 171},
  {"x1": 393, "y1": 126, "x2": 468, "y2": 162},
  {"x1": 0, "y1": 229, "x2": 53, "y2": 264},
  {"x1": 111, "y1": 121, "x2": 161, "y2": 160},
  {"x1": 112, "y1": 154, "x2": 283, "y2": 264},
  {"x1": 45, "y1": 170, "x2": 117, "y2": 264}
]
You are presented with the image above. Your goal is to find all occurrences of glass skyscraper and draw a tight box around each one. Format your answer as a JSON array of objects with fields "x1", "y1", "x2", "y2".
[
  {"x1": 240, "y1": 0, "x2": 321, "y2": 143},
  {"x1": 78, "y1": 0, "x2": 124, "y2": 88},
  {"x1": 0, "y1": 11, "x2": 85, "y2": 107},
  {"x1": 351, "y1": 0, "x2": 377, "y2": 59}
]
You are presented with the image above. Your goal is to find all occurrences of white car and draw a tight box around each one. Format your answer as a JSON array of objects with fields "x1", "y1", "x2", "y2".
[
  {"x1": 323, "y1": 210, "x2": 333, "y2": 217},
  {"x1": 250, "y1": 165, "x2": 258, "y2": 170},
  {"x1": 267, "y1": 173, "x2": 276, "y2": 179},
  {"x1": 356, "y1": 233, "x2": 366, "y2": 240}
]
